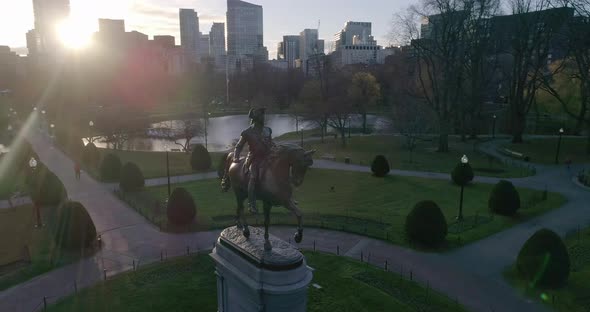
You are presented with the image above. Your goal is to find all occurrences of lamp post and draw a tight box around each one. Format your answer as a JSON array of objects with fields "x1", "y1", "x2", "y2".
[
  {"x1": 348, "y1": 116, "x2": 352, "y2": 139},
  {"x1": 457, "y1": 155, "x2": 469, "y2": 221},
  {"x1": 50, "y1": 124, "x2": 55, "y2": 137},
  {"x1": 492, "y1": 115, "x2": 497, "y2": 139},
  {"x1": 204, "y1": 112, "x2": 211, "y2": 150},
  {"x1": 29, "y1": 157, "x2": 43, "y2": 228},
  {"x1": 165, "y1": 144, "x2": 171, "y2": 198},
  {"x1": 554, "y1": 128, "x2": 564, "y2": 164}
]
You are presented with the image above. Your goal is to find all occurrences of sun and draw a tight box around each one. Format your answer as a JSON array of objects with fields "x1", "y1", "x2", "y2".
[{"x1": 56, "y1": 18, "x2": 94, "y2": 50}]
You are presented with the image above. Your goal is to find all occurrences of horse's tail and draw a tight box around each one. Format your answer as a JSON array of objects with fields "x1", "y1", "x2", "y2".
[{"x1": 220, "y1": 152, "x2": 233, "y2": 192}]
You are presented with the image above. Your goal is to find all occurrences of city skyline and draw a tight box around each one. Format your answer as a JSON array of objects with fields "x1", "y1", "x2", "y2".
[{"x1": 3, "y1": 0, "x2": 409, "y2": 56}]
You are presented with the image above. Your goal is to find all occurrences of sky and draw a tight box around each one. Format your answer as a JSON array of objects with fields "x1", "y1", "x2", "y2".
[{"x1": 0, "y1": 0, "x2": 412, "y2": 57}]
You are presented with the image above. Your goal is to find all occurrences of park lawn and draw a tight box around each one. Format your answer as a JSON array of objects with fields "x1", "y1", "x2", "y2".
[
  {"x1": 0, "y1": 205, "x2": 82, "y2": 291},
  {"x1": 502, "y1": 137, "x2": 590, "y2": 165},
  {"x1": 47, "y1": 252, "x2": 466, "y2": 312},
  {"x1": 85, "y1": 149, "x2": 224, "y2": 180},
  {"x1": 121, "y1": 169, "x2": 565, "y2": 250},
  {"x1": 504, "y1": 227, "x2": 590, "y2": 312},
  {"x1": 305, "y1": 135, "x2": 533, "y2": 178}
]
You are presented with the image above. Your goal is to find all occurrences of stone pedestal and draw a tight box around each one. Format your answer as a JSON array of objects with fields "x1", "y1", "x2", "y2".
[{"x1": 210, "y1": 226, "x2": 313, "y2": 312}]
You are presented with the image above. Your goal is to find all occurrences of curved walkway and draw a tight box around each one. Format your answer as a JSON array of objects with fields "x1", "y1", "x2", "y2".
[{"x1": 0, "y1": 133, "x2": 588, "y2": 312}]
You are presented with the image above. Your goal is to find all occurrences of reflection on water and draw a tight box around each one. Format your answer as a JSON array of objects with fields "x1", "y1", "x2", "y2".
[{"x1": 89, "y1": 114, "x2": 390, "y2": 152}]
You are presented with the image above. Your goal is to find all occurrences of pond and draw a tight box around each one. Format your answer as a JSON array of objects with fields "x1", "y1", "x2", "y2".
[{"x1": 88, "y1": 114, "x2": 391, "y2": 152}]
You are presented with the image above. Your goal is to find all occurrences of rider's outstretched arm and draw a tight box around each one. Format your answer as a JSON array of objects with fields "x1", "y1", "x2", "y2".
[{"x1": 233, "y1": 135, "x2": 246, "y2": 162}]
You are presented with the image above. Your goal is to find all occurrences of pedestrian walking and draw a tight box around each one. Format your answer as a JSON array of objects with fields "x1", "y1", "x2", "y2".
[{"x1": 74, "y1": 161, "x2": 81, "y2": 180}]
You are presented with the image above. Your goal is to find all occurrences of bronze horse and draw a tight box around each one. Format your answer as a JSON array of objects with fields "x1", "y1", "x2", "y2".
[{"x1": 222, "y1": 143, "x2": 315, "y2": 250}]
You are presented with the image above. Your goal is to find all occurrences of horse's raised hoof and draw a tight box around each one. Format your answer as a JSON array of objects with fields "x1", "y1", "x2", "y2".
[
  {"x1": 243, "y1": 227, "x2": 250, "y2": 238},
  {"x1": 294, "y1": 229, "x2": 303, "y2": 243},
  {"x1": 264, "y1": 240, "x2": 272, "y2": 251}
]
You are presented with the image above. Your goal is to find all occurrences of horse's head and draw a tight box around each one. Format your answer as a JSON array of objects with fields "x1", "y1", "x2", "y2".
[{"x1": 290, "y1": 149, "x2": 315, "y2": 187}]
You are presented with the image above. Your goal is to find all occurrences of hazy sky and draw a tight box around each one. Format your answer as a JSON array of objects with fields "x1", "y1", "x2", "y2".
[{"x1": 1, "y1": 0, "x2": 412, "y2": 56}]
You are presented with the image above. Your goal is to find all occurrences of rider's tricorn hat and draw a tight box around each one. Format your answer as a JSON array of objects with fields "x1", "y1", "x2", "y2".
[{"x1": 248, "y1": 108, "x2": 266, "y2": 119}]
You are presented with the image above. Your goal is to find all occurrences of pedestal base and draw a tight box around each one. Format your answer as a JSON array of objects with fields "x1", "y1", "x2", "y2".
[{"x1": 210, "y1": 226, "x2": 313, "y2": 312}]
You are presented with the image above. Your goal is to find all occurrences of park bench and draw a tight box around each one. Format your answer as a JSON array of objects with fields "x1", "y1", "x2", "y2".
[
  {"x1": 498, "y1": 148, "x2": 530, "y2": 162},
  {"x1": 321, "y1": 154, "x2": 336, "y2": 161}
]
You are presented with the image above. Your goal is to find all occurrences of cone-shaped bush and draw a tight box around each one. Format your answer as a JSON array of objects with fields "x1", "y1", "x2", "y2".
[
  {"x1": 451, "y1": 162, "x2": 474, "y2": 186},
  {"x1": 371, "y1": 155, "x2": 390, "y2": 177},
  {"x1": 28, "y1": 164, "x2": 67, "y2": 206},
  {"x1": 100, "y1": 153, "x2": 122, "y2": 182},
  {"x1": 54, "y1": 201, "x2": 97, "y2": 250},
  {"x1": 517, "y1": 228, "x2": 570, "y2": 288},
  {"x1": 191, "y1": 144, "x2": 212, "y2": 171},
  {"x1": 167, "y1": 187, "x2": 196, "y2": 226},
  {"x1": 119, "y1": 162, "x2": 145, "y2": 192},
  {"x1": 82, "y1": 142, "x2": 100, "y2": 168},
  {"x1": 405, "y1": 200, "x2": 448, "y2": 247},
  {"x1": 489, "y1": 180, "x2": 521, "y2": 216}
]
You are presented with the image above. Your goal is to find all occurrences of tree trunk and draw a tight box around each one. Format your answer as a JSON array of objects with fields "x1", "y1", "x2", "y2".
[
  {"x1": 340, "y1": 129, "x2": 346, "y2": 148},
  {"x1": 362, "y1": 112, "x2": 367, "y2": 134},
  {"x1": 511, "y1": 111, "x2": 526, "y2": 143},
  {"x1": 438, "y1": 118, "x2": 450, "y2": 152}
]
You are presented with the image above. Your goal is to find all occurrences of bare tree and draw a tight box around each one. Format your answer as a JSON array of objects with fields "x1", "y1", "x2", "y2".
[
  {"x1": 397, "y1": 0, "x2": 471, "y2": 152},
  {"x1": 497, "y1": 0, "x2": 572, "y2": 142},
  {"x1": 390, "y1": 101, "x2": 436, "y2": 163},
  {"x1": 541, "y1": 0, "x2": 590, "y2": 152},
  {"x1": 152, "y1": 119, "x2": 204, "y2": 152},
  {"x1": 348, "y1": 72, "x2": 381, "y2": 134}
]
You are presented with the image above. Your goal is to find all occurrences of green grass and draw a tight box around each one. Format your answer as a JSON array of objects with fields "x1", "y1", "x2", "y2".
[
  {"x1": 304, "y1": 135, "x2": 533, "y2": 178},
  {"x1": 502, "y1": 137, "x2": 590, "y2": 164},
  {"x1": 84, "y1": 149, "x2": 225, "y2": 180},
  {"x1": 121, "y1": 169, "x2": 565, "y2": 250},
  {"x1": 0, "y1": 205, "x2": 83, "y2": 291},
  {"x1": 47, "y1": 252, "x2": 466, "y2": 312},
  {"x1": 504, "y1": 227, "x2": 590, "y2": 312}
]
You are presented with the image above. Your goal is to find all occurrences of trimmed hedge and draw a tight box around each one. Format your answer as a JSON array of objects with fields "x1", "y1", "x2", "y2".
[
  {"x1": 100, "y1": 153, "x2": 122, "y2": 181},
  {"x1": 371, "y1": 155, "x2": 390, "y2": 177},
  {"x1": 119, "y1": 162, "x2": 145, "y2": 192},
  {"x1": 167, "y1": 187, "x2": 197, "y2": 226},
  {"x1": 28, "y1": 164, "x2": 67, "y2": 206},
  {"x1": 82, "y1": 142, "x2": 100, "y2": 168},
  {"x1": 489, "y1": 180, "x2": 520, "y2": 216},
  {"x1": 451, "y1": 162, "x2": 474, "y2": 186},
  {"x1": 405, "y1": 200, "x2": 448, "y2": 247},
  {"x1": 516, "y1": 228, "x2": 570, "y2": 288},
  {"x1": 190, "y1": 144, "x2": 212, "y2": 171},
  {"x1": 54, "y1": 201, "x2": 97, "y2": 250}
]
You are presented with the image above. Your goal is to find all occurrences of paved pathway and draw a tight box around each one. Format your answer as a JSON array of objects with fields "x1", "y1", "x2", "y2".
[{"x1": 1, "y1": 132, "x2": 588, "y2": 312}]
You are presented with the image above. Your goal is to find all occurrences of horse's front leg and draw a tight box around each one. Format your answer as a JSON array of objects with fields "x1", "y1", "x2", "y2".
[
  {"x1": 263, "y1": 201, "x2": 272, "y2": 251},
  {"x1": 289, "y1": 199, "x2": 304, "y2": 243},
  {"x1": 236, "y1": 194, "x2": 249, "y2": 238}
]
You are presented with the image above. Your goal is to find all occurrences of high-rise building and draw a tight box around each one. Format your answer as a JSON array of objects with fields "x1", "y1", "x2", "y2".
[
  {"x1": 26, "y1": 30, "x2": 39, "y2": 57},
  {"x1": 277, "y1": 42, "x2": 284, "y2": 60},
  {"x1": 209, "y1": 23, "x2": 226, "y2": 58},
  {"x1": 334, "y1": 21, "x2": 376, "y2": 50},
  {"x1": 299, "y1": 29, "x2": 324, "y2": 74},
  {"x1": 99, "y1": 19, "x2": 125, "y2": 35},
  {"x1": 32, "y1": 0, "x2": 70, "y2": 55},
  {"x1": 331, "y1": 21, "x2": 380, "y2": 67},
  {"x1": 226, "y1": 0, "x2": 266, "y2": 71},
  {"x1": 197, "y1": 33, "x2": 210, "y2": 60},
  {"x1": 282, "y1": 35, "x2": 300, "y2": 68},
  {"x1": 153, "y1": 35, "x2": 176, "y2": 49},
  {"x1": 179, "y1": 8, "x2": 200, "y2": 62}
]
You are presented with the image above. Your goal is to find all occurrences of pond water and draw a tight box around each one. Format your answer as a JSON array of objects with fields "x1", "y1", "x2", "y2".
[{"x1": 89, "y1": 114, "x2": 391, "y2": 152}]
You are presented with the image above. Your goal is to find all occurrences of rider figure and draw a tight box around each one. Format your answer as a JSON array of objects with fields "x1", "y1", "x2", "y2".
[{"x1": 233, "y1": 108, "x2": 273, "y2": 214}]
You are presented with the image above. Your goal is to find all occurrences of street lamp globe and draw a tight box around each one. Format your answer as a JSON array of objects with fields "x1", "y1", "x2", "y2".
[
  {"x1": 41, "y1": 110, "x2": 46, "y2": 115},
  {"x1": 559, "y1": 128, "x2": 564, "y2": 134},
  {"x1": 29, "y1": 157, "x2": 38, "y2": 169},
  {"x1": 7, "y1": 125, "x2": 12, "y2": 131},
  {"x1": 89, "y1": 121, "x2": 94, "y2": 127},
  {"x1": 50, "y1": 124, "x2": 55, "y2": 129},
  {"x1": 493, "y1": 115, "x2": 497, "y2": 119},
  {"x1": 33, "y1": 107, "x2": 37, "y2": 111},
  {"x1": 461, "y1": 155, "x2": 469, "y2": 164}
]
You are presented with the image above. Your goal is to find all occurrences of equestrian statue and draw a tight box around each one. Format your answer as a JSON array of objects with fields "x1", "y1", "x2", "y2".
[{"x1": 221, "y1": 108, "x2": 315, "y2": 250}]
